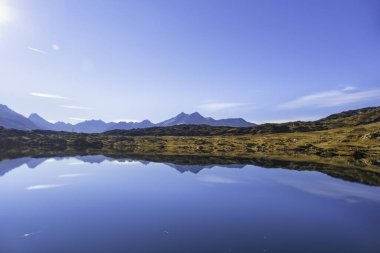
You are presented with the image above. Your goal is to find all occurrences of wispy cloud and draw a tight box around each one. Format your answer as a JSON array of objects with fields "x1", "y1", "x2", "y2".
[
  {"x1": 60, "y1": 105, "x2": 93, "y2": 110},
  {"x1": 26, "y1": 184, "x2": 65, "y2": 190},
  {"x1": 199, "y1": 175, "x2": 242, "y2": 184},
  {"x1": 198, "y1": 102, "x2": 246, "y2": 111},
  {"x1": 44, "y1": 158, "x2": 56, "y2": 163},
  {"x1": 278, "y1": 87, "x2": 380, "y2": 109},
  {"x1": 273, "y1": 176, "x2": 380, "y2": 203},
  {"x1": 59, "y1": 173, "x2": 87, "y2": 178},
  {"x1": 31, "y1": 92, "x2": 70, "y2": 100},
  {"x1": 342, "y1": 86, "x2": 357, "y2": 91},
  {"x1": 69, "y1": 117, "x2": 89, "y2": 122},
  {"x1": 68, "y1": 161, "x2": 85, "y2": 165},
  {"x1": 23, "y1": 230, "x2": 43, "y2": 238},
  {"x1": 111, "y1": 160, "x2": 140, "y2": 165},
  {"x1": 28, "y1": 47, "x2": 48, "y2": 55},
  {"x1": 251, "y1": 116, "x2": 322, "y2": 124}
]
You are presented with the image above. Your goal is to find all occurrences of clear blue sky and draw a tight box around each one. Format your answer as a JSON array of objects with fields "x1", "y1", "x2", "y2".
[{"x1": 0, "y1": 0, "x2": 379, "y2": 123}]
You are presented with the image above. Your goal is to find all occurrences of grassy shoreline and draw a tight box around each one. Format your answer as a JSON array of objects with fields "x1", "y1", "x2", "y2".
[
  {"x1": 0, "y1": 122, "x2": 379, "y2": 169},
  {"x1": 0, "y1": 106, "x2": 379, "y2": 184}
]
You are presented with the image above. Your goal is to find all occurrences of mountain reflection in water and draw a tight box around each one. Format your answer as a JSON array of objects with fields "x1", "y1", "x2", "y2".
[
  {"x1": 0, "y1": 155, "x2": 380, "y2": 253},
  {"x1": 1, "y1": 154, "x2": 380, "y2": 186}
]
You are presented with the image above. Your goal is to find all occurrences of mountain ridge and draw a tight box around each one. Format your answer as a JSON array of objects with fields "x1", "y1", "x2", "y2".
[
  {"x1": 2, "y1": 104, "x2": 378, "y2": 134},
  {"x1": 157, "y1": 112, "x2": 254, "y2": 127},
  {"x1": 0, "y1": 105, "x2": 38, "y2": 130},
  {"x1": 105, "y1": 106, "x2": 380, "y2": 136},
  {"x1": 0, "y1": 104, "x2": 255, "y2": 133}
]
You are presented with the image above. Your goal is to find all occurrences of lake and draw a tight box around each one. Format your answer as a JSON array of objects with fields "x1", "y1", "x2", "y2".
[{"x1": 0, "y1": 155, "x2": 380, "y2": 253}]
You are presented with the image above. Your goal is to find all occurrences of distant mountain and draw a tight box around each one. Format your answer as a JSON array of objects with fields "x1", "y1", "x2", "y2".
[
  {"x1": 106, "y1": 120, "x2": 155, "y2": 131},
  {"x1": 0, "y1": 104, "x2": 38, "y2": 130},
  {"x1": 52, "y1": 122, "x2": 75, "y2": 132},
  {"x1": 212, "y1": 118, "x2": 255, "y2": 127},
  {"x1": 157, "y1": 112, "x2": 255, "y2": 127},
  {"x1": 105, "y1": 106, "x2": 380, "y2": 136},
  {"x1": 29, "y1": 113, "x2": 55, "y2": 130},
  {"x1": 29, "y1": 113, "x2": 74, "y2": 132},
  {"x1": 166, "y1": 163, "x2": 246, "y2": 174},
  {"x1": 0, "y1": 157, "x2": 32, "y2": 176},
  {"x1": 76, "y1": 155, "x2": 111, "y2": 163},
  {"x1": 2, "y1": 104, "x2": 255, "y2": 132},
  {"x1": 74, "y1": 120, "x2": 112, "y2": 133},
  {"x1": 158, "y1": 112, "x2": 207, "y2": 126},
  {"x1": 26, "y1": 158, "x2": 49, "y2": 169}
]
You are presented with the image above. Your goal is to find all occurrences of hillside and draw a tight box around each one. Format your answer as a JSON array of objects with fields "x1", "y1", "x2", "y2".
[
  {"x1": 0, "y1": 106, "x2": 379, "y2": 169},
  {"x1": 0, "y1": 121, "x2": 379, "y2": 185},
  {"x1": 0, "y1": 105, "x2": 38, "y2": 130},
  {"x1": 106, "y1": 106, "x2": 380, "y2": 136}
]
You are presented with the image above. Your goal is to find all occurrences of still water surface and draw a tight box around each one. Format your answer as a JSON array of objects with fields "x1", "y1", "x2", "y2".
[{"x1": 0, "y1": 156, "x2": 379, "y2": 253}]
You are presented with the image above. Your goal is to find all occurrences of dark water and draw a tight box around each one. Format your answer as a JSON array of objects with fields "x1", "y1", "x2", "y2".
[{"x1": 0, "y1": 156, "x2": 379, "y2": 253}]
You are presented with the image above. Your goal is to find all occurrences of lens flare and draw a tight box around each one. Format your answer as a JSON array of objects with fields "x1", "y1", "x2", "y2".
[{"x1": 0, "y1": 2, "x2": 12, "y2": 24}]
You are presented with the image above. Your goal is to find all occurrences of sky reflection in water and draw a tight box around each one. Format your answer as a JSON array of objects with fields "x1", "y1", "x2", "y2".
[{"x1": 0, "y1": 156, "x2": 379, "y2": 253}]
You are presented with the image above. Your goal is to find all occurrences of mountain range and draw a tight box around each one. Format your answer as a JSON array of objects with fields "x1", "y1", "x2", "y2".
[
  {"x1": 0, "y1": 104, "x2": 255, "y2": 133},
  {"x1": 0, "y1": 104, "x2": 38, "y2": 130},
  {"x1": 0, "y1": 155, "x2": 247, "y2": 177}
]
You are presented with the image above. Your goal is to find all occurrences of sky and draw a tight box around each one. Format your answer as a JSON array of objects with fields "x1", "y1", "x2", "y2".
[{"x1": 0, "y1": 0, "x2": 379, "y2": 124}]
